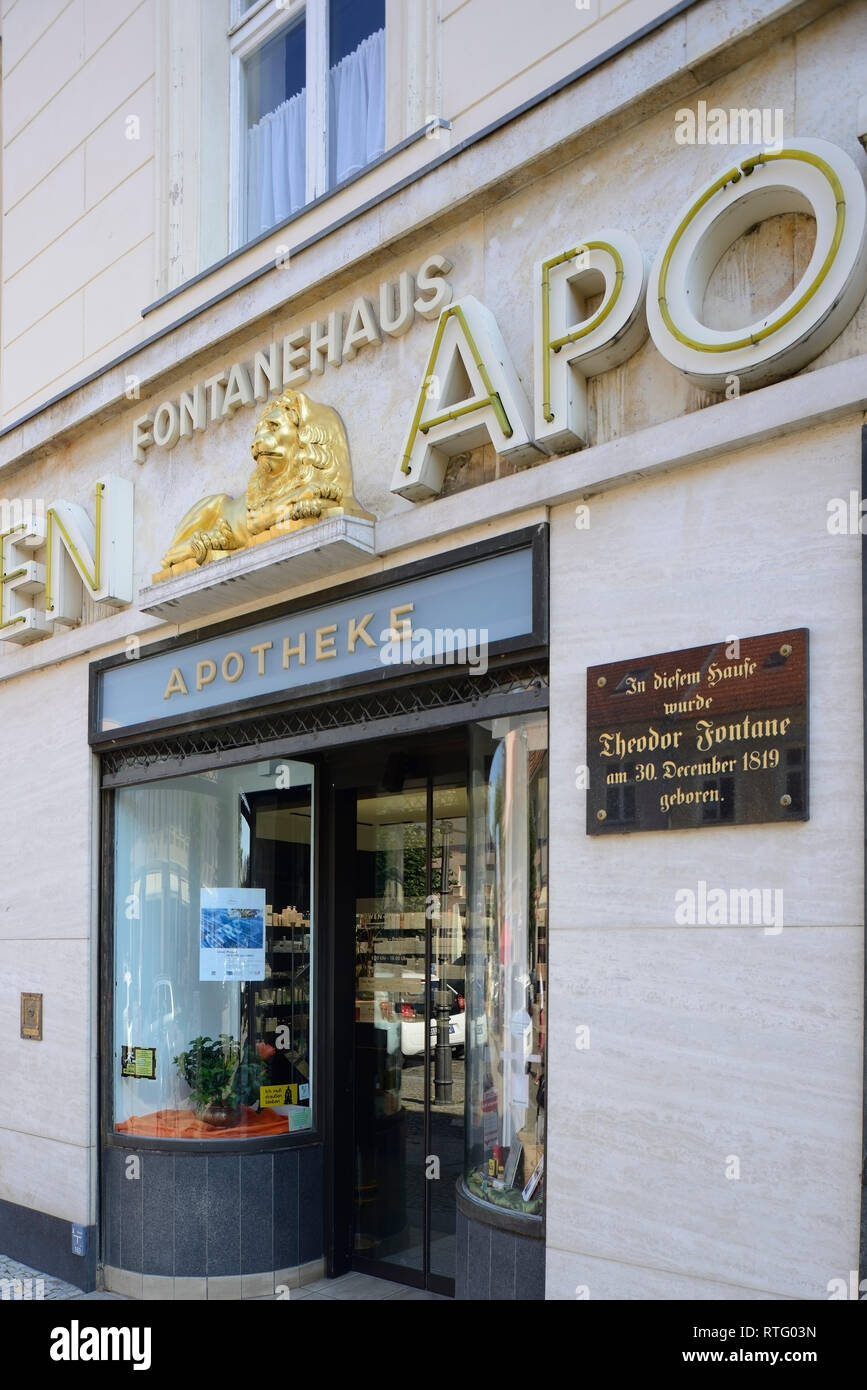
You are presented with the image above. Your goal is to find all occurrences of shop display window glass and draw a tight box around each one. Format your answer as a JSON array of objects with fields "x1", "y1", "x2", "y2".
[
  {"x1": 112, "y1": 759, "x2": 314, "y2": 1141},
  {"x1": 465, "y1": 715, "x2": 548, "y2": 1214}
]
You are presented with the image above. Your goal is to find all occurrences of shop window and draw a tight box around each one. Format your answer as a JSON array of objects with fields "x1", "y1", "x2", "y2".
[
  {"x1": 231, "y1": 0, "x2": 386, "y2": 245},
  {"x1": 112, "y1": 760, "x2": 314, "y2": 1141},
  {"x1": 466, "y1": 714, "x2": 548, "y2": 1216}
]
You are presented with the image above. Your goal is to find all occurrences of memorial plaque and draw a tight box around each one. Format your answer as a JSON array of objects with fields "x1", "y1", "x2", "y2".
[{"x1": 587, "y1": 628, "x2": 808, "y2": 835}]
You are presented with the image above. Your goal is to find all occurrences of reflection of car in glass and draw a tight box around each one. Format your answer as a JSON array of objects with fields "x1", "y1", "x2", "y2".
[
  {"x1": 355, "y1": 987, "x2": 402, "y2": 1054},
  {"x1": 374, "y1": 994, "x2": 402, "y2": 1056},
  {"x1": 400, "y1": 980, "x2": 465, "y2": 1058}
]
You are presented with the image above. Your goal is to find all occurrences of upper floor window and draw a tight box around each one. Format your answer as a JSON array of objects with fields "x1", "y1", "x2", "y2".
[{"x1": 231, "y1": 0, "x2": 386, "y2": 246}]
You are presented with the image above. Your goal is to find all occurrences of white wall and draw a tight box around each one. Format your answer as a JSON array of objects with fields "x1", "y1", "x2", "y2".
[
  {"x1": 441, "y1": 0, "x2": 673, "y2": 140},
  {"x1": 0, "y1": 0, "x2": 679, "y2": 424},
  {"x1": 545, "y1": 417, "x2": 864, "y2": 1299},
  {"x1": 0, "y1": 653, "x2": 97, "y2": 1227},
  {"x1": 1, "y1": 0, "x2": 157, "y2": 419}
]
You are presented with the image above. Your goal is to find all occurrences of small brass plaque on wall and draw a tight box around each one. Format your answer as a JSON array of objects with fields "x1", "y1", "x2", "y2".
[{"x1": 20, "y1": 993, "x2": 43, "y2": 1040}]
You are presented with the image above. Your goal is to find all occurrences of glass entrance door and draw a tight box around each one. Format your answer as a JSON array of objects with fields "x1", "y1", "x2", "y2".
[{"x1": 352, "y1": 770, "x2": 466, "y2": 1293}]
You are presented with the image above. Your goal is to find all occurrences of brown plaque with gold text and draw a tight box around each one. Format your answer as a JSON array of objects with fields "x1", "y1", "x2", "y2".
[{"x1": 587, "y1": 629, "x2": 808, "y2": 834}]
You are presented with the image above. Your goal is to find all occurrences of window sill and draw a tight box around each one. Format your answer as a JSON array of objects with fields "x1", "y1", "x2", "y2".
[
  {"x1": 141, "y1": 118, "x2": 452, "y2": 320},
  {"x1": 456, "y1": 1176, "x2": 545, "y2": 1238},
  {"x1": 102, "y1": 1126, "x2": 322, "y2": 1155}
]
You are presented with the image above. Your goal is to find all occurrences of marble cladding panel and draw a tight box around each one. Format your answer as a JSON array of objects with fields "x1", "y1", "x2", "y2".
[
  {"x1": 544, "y1": 415, "x2": 863, "y2": 1299},
  {"x1": 0, "y1": 1129, "x2": 92, "y2": 1227},
  {"x1": 545, "y1": 924, "x2": 863, "y2": 1299},
  {"x1": 0, "y1": 940, "x2": 91, "y2": 1147},
  {"x1": 546, "y1": 1246, "x2": 798, "y2": 1301},
  {"x1": 0, "y1": 657, "x2": 94, "y2": 942}
]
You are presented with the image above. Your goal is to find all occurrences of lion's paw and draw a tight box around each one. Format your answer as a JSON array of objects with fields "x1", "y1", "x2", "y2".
[{"x1": 190, "y1": 533, "x2": 210, "y2": 565}]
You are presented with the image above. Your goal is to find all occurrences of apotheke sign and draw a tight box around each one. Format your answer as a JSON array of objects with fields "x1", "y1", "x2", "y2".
[{"x1": 92, "y1": 536, "x2": 543, "y2": 740}]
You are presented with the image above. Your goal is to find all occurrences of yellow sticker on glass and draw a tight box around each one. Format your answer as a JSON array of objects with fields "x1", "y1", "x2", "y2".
[{"x1": 260, "y1": 1084, "x2": 288, "y2": 1107}]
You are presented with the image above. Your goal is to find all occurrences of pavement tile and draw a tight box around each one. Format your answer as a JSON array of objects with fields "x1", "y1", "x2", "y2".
[
  {"x1": 1, "y1": 1250, "x2": 447, "y2": 1301},
  {"x1": 0, "y1": 1252, "x2": 124, "y2": 1301}
]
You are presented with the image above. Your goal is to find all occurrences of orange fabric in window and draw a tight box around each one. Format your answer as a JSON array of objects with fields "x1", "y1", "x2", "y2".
[{"x1": 115, "y1": 1105, "x2": 289, "y2": 1139}]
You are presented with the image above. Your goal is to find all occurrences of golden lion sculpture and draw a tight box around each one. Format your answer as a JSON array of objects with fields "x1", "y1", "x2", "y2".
[{"x1": 160, "y1": 388, "x2": 371, "y2": 571}]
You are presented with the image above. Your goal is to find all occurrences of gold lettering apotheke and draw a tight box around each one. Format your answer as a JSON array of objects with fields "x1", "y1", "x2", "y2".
[{"x1": 162, "y1": 603, "x2": 414, "y2": 700}]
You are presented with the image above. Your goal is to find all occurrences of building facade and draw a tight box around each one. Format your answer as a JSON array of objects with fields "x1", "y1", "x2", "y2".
[{"x1": 1, "y1": 0, "x2": 866, "y2": 1300}]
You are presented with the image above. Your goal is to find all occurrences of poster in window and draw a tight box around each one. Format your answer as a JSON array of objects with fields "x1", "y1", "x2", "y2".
[
  {"x1": 200, "y1": 887, "x2": 266, "y2": 982},
  {"x1": 121, "y1": 1046, "x2": 157, "y2": 1079}
]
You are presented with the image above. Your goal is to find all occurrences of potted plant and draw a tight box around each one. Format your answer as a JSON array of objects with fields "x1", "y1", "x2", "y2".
[{"x1": 173, "y1": 1034, "x2": 265, "y2": 1128}]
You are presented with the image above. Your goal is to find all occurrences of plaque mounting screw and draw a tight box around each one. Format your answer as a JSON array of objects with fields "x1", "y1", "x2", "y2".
[
  {"x1": 597, "y1": 676, "x2": 607, "y2": 688},
  {"x1": 596, "y1": 809, "x2": 607, "y2": 821},
  {"x1": 779, "y1": 644, "x2": 792, "y2": 657},
  {"x1": 779, "y1": 794, "x2": 792, "y2": 807}
]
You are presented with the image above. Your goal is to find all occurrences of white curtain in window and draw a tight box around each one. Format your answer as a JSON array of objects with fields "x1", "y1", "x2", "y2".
[
  {"x1": 329, "y1": 27, "x2": 385, "y2": 186},
  {"x1": 246, "y1": 87, "x2": 307, "y2": 240}
]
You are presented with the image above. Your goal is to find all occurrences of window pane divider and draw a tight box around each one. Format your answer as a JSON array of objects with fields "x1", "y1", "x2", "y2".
[{"x1": 306, "y1": 0, "x2": 328, "y2": 203}]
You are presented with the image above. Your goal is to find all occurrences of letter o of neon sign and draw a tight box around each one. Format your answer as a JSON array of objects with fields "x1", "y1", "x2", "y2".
[{"x1": 646, "y1": 137, "x2": 867, "y2": 390}]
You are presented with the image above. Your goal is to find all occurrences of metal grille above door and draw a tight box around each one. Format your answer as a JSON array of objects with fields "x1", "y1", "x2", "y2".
[{"x1": 100, "y1": 661, "x2": 549, "y2": 785}]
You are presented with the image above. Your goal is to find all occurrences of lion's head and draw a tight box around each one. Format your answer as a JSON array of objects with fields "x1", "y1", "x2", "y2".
[{"x1": 246, "y1": 389, "x2": 351, "y2": 517}]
